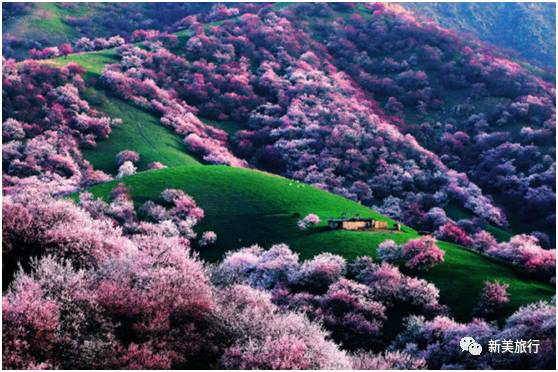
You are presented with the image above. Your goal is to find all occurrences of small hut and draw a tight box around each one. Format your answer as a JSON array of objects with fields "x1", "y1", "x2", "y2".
[
  {"x1": 328, "y1": 218, "x2": 373, "y2": 230},
  {"x1": 371, "y1": 220, "x2": 388, "y2": 229},
  {"x1": 328, "y1": 217, "x2": 392, "y2": 231}
]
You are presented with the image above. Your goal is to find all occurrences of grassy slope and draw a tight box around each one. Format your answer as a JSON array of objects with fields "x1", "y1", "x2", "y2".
[
  {"x1": 4, "y1": 3, "x2": 78, "y2": 38},
  {"x1": 81, "y1": 88, "x2": 200, "y2": 174},
  {"x1": 84, "y1": 165, "x2": 553, "y2": 322},
  {"x1": 3, "y1": 3, "x2": 92, "y2": 59},
  {"x1": 445, "y1": 204, "x2": 513, "y2": 243},
  {"x1": 44, "y1": 47, "x2": 237, "y2": 173},
  {"x1": 46, "y1": 49, "x2": 119, "y2": 78},
  {"x1": 43, "y1": 44, "x2": 200, "y2": 175},
  {"x1": 45, "y1": 47, "x2": 246, "y2": 139},
  {"x1": 199, "y1": 117, "x2": 245, "y2": 141}
]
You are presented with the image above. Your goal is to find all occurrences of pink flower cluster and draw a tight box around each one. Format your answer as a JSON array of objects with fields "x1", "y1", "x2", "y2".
[
  {"x1": 3, "y1": 60, "x2": 115, "y2": 193},
  {"x1": 474, "y1": 281, "x2": 510, "y2": 318},
  {"x1": 2, "y1": 203, "x2": 351, "y2": 369},
  {"x1": 2, "y1": 186, "x2": 553, "y2": 369},
  {"x1": 214, "y1": 245, "x2": 446, "y2": 351},
  {"x1": 199, "y1": 231, "x2": 217, "y2": 247},
  {"x1": 100, "y1": 51, "x2": 246, "y2": 167},
  {"x1": 297, "y1": 213, "x2": 320, "y2": 230},
  {"x1": 487, "y1": 234, "x2": 556, "y2": 280},
  {"x1": 115, "y1": 150, "x2": 140, "y2": 166},
  {"x1": 307, "y1": 2, "x2": 553, "y2": 233},
  {"x1": 29, "y1": 36, "x2": 125, "y2": 59},
  {"x1": 435, "y1": 222, "x2": 473, "y2": 247},
  {"x1": 402, "y1": 236, "x2": 445, "y2": 271},
  {"x1": 377, "y1": 236, "x2": 445, "y2": 271},
  {"x1": 392, "y1": 300, "x2": 555, "y2": 369}
]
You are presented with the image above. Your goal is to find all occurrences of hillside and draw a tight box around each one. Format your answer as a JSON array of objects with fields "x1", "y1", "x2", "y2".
[
  {"x1": 42, "y1": 51, "x2": 204, "y2": 174},
  {"x1": 84, "y1": 165, "x2": 554, "y2": 322},
  {"x1": 46, "y1": 48, "x2": 118, "y2": 78},
  {"x1": 40, "y1": 4, "x2": 555, "y2": 240},
  {"x1": 3, "y1": 3, "x2": 556, "y2": 369},
  {"x1": 404, "y1": 2, "x2": 556, "y2": 69},
  {"x1": 2, "y1": 2, "x2": 207, "y2": 60},
  {"x1": 9, "y1": 1, "x2": 554, "y2": 256},
  {"x1": 28, "y1": 0, "x2": 552, "y2": 251},
  {"x1": 80, "y1": 88, "x2": 200, "y2": 173},
  {"x1": 3, "y1": 3, "x2": 86, "y2": 59}
]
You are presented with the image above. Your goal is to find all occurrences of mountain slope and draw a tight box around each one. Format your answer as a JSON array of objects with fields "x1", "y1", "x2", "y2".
[
  {"x1": 42, "y1": 51, "x2": 201, "y2": 174},
  {"x1": 83, "y1": 165, "x2": 554, "y2": 322},
  {"x1": 44, "y1": 2, "x2": 555, "y2": 238},
  {"x1": 293, "y1": 3, "x2": 555, "y2": 237},
  {"x1": 80, "y1": 88, "x2": 200, "y2": 174},
  {"x1": 46, "y1": 49, "x2": 118, "y2": 78},
  {"x1": 3, "y1": 4, "x2": 556, "y2": 368},
  {"x1": 8, "y1": 2, "x2": 554, "y2": 319},
  {"x1": 2, "y1": 2, "x2": 207, "y2": 60},
  {"x1": 3, "y1": 3, "x2": 86, "y2": 59},
  {"x1": 404, "y1": 2, "x2": 556, "y2": 69}
]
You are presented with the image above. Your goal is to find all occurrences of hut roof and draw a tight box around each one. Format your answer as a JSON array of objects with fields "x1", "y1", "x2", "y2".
[{"x1": 328, "y1": 217, "x2": 375, "y2": 222}]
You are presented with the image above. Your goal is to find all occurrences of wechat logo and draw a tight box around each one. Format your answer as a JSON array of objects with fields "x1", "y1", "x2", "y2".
[{"x1": 460, "y1": 336, "x2": 483, "y2": 356}]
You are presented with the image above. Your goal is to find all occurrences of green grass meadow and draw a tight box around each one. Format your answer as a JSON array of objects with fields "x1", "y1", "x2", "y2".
[
  {"x1": 4, "y1": 3, "x2": 93, "y2": 59},
  {"x1": 47, "y1": 49, "x2": 119, "y2": 78},
  {"x1": 84, "y1": 166, "x2": 554, "y2": 323},
  {"x1": 80, "y1": 88, "x2": 200, "y2": 174}
]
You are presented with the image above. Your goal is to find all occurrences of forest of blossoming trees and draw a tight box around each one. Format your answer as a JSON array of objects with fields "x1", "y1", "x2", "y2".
[
  {"x1": 97, "y1": 4, "x2": 554, "y2": 235},
  {"x1": 2, "y1": 2, "x2": 556, "y2": 370},
  {"x1": 3, "y1": 184, "x2": 555, "y2": 369}
]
